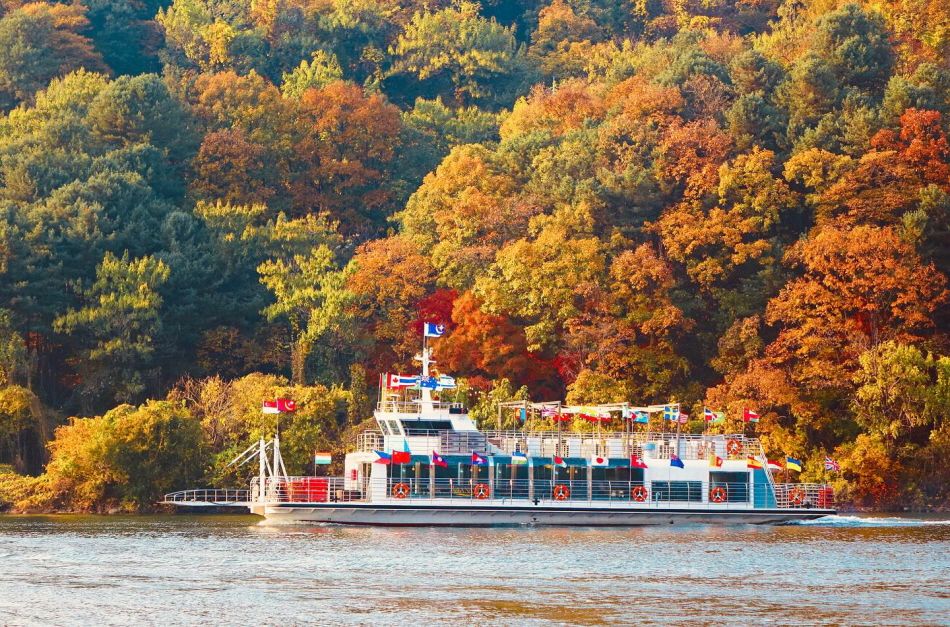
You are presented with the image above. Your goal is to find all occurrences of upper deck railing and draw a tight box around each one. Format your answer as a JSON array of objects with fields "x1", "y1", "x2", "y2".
[
  {"x1": 376, "y1": 400, "x2": 468, "y2": 414},
  {"x1": 358, "y1": 428, "x2": 765, "y2": 460}
]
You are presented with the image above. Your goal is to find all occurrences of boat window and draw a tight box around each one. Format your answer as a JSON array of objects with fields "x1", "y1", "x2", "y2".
[
  {"x1": 400, "y1": 419, "x2": 453, "y2": 434},
  {"x1": 710, "y1": 471, "x2": 750, "y2": 503},
  {"x1": 651, "y1": 481, "x2": 703, "y2": 502},
  {"x1": 387, "y1": 420, "x2": 403, "y2": 435},
  {"x1": 378, "y1": 421, "x2": 391, "y2": 435}
]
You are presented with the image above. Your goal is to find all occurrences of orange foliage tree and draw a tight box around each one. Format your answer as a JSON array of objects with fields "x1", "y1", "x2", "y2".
[{"x1": 765, "y1": 224, "x2": 948, "y2": 393}]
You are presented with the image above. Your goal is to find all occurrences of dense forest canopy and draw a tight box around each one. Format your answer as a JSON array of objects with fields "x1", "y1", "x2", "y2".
[{"x1": 0, "y1": 0, "x2": 948, "y2": 511}]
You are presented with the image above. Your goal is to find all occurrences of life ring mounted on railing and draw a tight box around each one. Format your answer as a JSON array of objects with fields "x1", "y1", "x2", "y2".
[
  {"x1": 391, "y1": 482, "x2": 410, "y2": 499},
  {"x1": 710, "y1": 486, "x2": 727, "y2": 503},
  {"x1": 726, "y1": 439, "x2": 743, "y2": 457},
  {"x1": 788, "y1": 487, "x2": 806, "y2": 506},
  {"x1": 631, "y1": 485, "x2": 649, "y2": 502},
  {"x1": 552, "y1": 484, "x2": 570, "y2": 501},
  {"x1": 473, "y1": 483, "x2": 490, "y2": 500}
]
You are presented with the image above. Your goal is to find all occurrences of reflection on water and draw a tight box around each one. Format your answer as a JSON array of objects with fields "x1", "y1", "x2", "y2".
[{"x1": 0, "y1": 514, "x2": 948, "y2": 625}]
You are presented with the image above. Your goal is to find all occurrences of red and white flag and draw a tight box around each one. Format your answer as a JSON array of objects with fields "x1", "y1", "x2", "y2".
[
  {"x1": 262, "y1": 399, "x2": 296, "y2": 414},
  {"x1": 743, "y1": 408, "x2": 760, "y2": 423}
]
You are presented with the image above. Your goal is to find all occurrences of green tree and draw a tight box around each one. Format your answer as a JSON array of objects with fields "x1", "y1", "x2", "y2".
[
  {"x1": 389, "y1": 1, "x2": 535, "y2": 108},
  {"x1": 258, "y1": 245, "x2": 353, "y2": 384},
  {"x1": 54, "y1": 252, "x2": 170, "y2": 407}
]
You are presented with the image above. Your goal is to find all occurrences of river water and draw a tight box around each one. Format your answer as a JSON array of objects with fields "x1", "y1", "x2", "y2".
[{"x1": 0, "y1": 514, "x2": 948, "y2": 625}]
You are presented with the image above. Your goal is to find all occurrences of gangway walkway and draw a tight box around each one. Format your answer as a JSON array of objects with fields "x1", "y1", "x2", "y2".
[{"x1": 162, "y1": 489, "x2": 252, "y2": 508}]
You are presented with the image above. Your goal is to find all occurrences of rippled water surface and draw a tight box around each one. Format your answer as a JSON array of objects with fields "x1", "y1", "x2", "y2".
[{"x1": 1, "y1": 514, "x2": 948, "y2": 625}]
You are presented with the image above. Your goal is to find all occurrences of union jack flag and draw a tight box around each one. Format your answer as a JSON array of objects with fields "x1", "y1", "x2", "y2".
[{"x1": 824, "y1": 456, "x2": 840, "y2": 472}]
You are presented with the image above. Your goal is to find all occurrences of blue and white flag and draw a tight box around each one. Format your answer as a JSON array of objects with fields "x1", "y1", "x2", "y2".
[
  {"x1": 663, "y1": 404, "x2": 679, "y2": 421},
  {"x1": 633, "y1": 411, "x2": 650, "y2": 424},
  {"x1": 424, "y1": 322, "x2": 445, "y2": 338},
  {"x1": 436, "y1": 374, "x2": 456, "y2": 389}
]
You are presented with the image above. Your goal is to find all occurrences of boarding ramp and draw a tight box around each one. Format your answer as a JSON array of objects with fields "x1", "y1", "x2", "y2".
[{"x1": 162, "y1": 488, "x2": 252, "y2": 508}]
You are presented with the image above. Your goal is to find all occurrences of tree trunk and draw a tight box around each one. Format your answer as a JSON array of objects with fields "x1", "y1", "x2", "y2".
[{"x1": 292, "y1": 336, "x2": 312, "y2": 385}]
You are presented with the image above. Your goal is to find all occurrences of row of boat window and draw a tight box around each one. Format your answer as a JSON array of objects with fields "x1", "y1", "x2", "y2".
[{"x1": 382, "y1": 465, "x2": 753, "y2": 503}]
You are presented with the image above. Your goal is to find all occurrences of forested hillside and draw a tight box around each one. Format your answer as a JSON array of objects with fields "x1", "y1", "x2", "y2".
[{"x1": 0, "y1": 0, "x2": 948, "y2": 511}]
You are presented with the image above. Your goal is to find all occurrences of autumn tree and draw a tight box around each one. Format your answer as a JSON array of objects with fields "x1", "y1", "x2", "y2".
[
  {"x1": 765, "y1": 224, "x2": 948, "y2": 395},
  {"x1": 0, "y1": 3, "x2": 106, "y2": 108}
]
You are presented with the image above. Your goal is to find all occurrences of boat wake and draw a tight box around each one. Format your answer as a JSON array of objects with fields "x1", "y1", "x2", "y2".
[{"x1": 787, "y1": 514, "x2": 950, "y2": 527}]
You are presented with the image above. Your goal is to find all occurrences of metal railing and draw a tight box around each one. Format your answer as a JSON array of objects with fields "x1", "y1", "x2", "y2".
[
  {"x1": 262, "y1": 477, "x2": 365, "y2": 503},
  {"x1": 162, "y1": 489, "x2": 251, "y2": 505},
  {"x1": 356, "y1": 430, "x2": 383, "y2": 452},
  {"x1": 357, "y1": 428, "x2": 765, "y2": 461},
  {"x1": 376, "y1": 400, "x2": 468, "y2": 414},
  {"x1": 773, "y1": 483, "x2": 835, "y2": 509}
]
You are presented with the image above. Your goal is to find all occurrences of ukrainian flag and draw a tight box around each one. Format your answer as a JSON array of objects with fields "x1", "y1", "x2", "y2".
[{"x1": 786, "y1": 457, "x2": 802, "y2": 472}]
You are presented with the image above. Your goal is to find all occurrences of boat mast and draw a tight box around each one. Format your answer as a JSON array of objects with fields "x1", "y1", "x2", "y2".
[
  {"x1": 419, "y1": 330, "x2": 434, "y2": 412},
  {"x1": 258, "y1": 437, "x2": 266, "y2": 504}
]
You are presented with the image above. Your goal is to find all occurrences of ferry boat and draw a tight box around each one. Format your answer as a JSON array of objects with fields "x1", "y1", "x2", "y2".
[{"x1": 164, "y1": 332, "x2": 835, "y2": 526}]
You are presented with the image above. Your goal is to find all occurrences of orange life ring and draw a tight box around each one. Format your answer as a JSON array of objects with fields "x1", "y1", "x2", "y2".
[
  {"x1": 391, "y1": 482, "x2": 410, "y2": 499},
  {"x1": 789, "y1": 487, "x2": 806, "y2": 506},
  {"x1": 710, "y1": 486, "x2": 727, "y2": 503},
  {"x1": 552, "y1": 484, "x2": 570, "y2": 501},
  {"x1": 473, "y1": 483, "x2": 490, "y2": 499},
  {"x1": 631, "y1": 485, "x2": 649, "y2": 502},
  {"x1": 726, "y1": 439, "x2": 742, "y2": 457}
]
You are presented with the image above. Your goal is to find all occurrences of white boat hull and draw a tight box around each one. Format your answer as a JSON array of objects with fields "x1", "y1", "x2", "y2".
[{"x1": 258, "y1": 502, "x2": 834, "y2": 526}]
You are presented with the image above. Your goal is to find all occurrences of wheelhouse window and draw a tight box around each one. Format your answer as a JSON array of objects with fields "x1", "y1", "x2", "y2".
[
  {"x1": 400, "y1": 419, "x2": 454, "y2": 435},
  {"x1": 651, "y1": 481, "x2": 703, "y2": 502}
]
